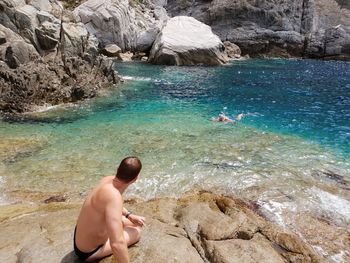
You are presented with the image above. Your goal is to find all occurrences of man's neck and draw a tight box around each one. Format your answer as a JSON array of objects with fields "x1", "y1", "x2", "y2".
[{"x1": 112, "y1": 177, "x2": 128, "y2": 194}]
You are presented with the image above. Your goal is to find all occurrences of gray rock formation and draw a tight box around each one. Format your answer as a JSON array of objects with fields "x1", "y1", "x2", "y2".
[
  {"x1": 74, "y1": 0, "x2": 168, "y2": 52},
  {"x1": 162, "y1": 0, "x2": 350, "y2": 59},
  {"x1": 0, "y1": 25, "x2": 40, "y2": 68},
  {"x1": 0, "y1": 0, "x2": 99, "y2": 59},
  {"x1": 224, "y1": 41, "x2": 241, "y2": 59},
  {"x1": 0, "y1": 192, "x2": 326, "y2": 263},
  {"x1": 0, "y1": 56, "x2": 118, "y2": 113},
  {"x1": 118, "y1": 51, "x2": 134, "y2": 62},
  {"x1": 149, "y1": 16, "x2": 228, "y2": 65},
  {"x1": 0, "y1": 0, "x2": 114, "y2": 114},
  {"x1": 102, "y1": 43, "x2": 122, "y2": 57}
]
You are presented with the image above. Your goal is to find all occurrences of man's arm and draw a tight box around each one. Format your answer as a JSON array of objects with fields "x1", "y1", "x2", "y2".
[
  {"x1": 105, "y1": 194, "x2": 130, "y2": 263},
  {"x1": 122, "y1": 207, "x2": 130, "y2": 217},
  {"x1": 122, "y1": 207, "x2": 146, "y2": 227}
]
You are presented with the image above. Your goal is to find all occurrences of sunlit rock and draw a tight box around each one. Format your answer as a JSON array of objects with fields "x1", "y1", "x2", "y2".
[
  {"x1": 0, "y1": 192, "x2": 325, "y2": 263},
  {"x1": 149, "y1": 16, "x2": 228, "y2": 65}
]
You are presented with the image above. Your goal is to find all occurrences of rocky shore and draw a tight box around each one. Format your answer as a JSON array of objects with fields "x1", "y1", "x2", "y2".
[
  {"x1": 1, "y1": 0, "x2": 349, "y2": 113},
  {"x1": 1, "y1": 1, "x2": 350, "y2": 261},
  {"x1": 0, "y1": 191, "x2": 327, "y2": 263},
  {"x1": 0, "y1": 0, "x2": 121, "y2": 114}
]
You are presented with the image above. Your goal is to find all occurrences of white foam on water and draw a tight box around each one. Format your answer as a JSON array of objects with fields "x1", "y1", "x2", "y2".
[
  {"x1": 313, "y1": 246, "x2": 327, "y2": 256},
  {"x1": 0, "y1": 176, "x2": 7, "y2": 205},
  {"x1": 257, "y1": 200, "x2": 287, "y2": 227},
  {"x1": 311, "y1": 247, "x2": 348, "y2": 262},
  {"x1": 330, "y1": 251, "x2": 347, "y2": 263},
  {"x1": 32, "y1": 104, "x2": 61, "y2": 112},
  {"x1": 29, "y1": 103, "x2": 71, "y2": 113},
  {"x1": 308, "y1": 187, "x2": 350, "y2": 222},
  {"x1": 121, "y1": 75, "x2": 152, "y2": 82},
  {"x1": 121, "y1": 75, "x2": 174, "y2": 85}
]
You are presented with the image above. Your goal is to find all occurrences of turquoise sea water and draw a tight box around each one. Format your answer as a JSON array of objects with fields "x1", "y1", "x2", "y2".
[{"x1": 1, "y1": 59, "x2": 350, "y2": 231}]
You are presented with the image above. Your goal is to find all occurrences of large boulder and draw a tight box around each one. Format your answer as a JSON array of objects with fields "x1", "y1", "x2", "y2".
[
  {"x1": 149, "y1": 16, "x2": 228, "y2": 65},
  {"x1": 74, "y1": 0, "x2": 168, "y2": 52},
  {"x1": 163, "y1": 0, "x2": 350, "y2": 59}
]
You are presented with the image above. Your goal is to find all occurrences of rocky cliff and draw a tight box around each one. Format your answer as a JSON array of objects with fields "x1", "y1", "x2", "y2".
[
  {"x1": 74, "y1": 0, "x2": 168, "y2": 52},
  {"x1": 162, "y1": 0, "x2": 350, "y2": 59},
  {"x1": 0, "y1": 0, "x2": 119, "y2": 113}
]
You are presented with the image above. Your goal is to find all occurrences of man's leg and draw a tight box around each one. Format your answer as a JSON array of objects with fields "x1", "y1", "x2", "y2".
[{"x1": 86, "y1": 226, "x2": 142, "y2": 262}]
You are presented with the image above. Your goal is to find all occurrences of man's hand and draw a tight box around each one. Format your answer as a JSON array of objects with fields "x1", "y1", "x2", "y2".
[{"x1": 128, "y1": 214, "x2": 146, "y2": 227}]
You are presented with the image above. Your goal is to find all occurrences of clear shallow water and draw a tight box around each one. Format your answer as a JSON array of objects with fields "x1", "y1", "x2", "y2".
[{"x1": 1, "y1": 60, "x2": 350, "y2": 228}]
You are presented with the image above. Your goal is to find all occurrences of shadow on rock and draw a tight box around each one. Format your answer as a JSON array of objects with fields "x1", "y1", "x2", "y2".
[{"x1": 61, "y1": 251, "x2": 81, "y2": 263}]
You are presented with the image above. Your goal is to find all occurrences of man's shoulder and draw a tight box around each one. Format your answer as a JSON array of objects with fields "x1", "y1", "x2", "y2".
[{"x1": 95, "y1": 182, "x2": 121, "y2": 203}]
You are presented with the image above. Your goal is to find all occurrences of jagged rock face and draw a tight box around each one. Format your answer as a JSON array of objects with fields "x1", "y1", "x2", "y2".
[
  {"x1": 0, "y1": 0, "x2": 114, "y2": 114},
  {"x1": 0, "y1": 0, "x2": 59, "y2": 52},
  {"x1": 164, "y1": 0, "x2": 350, "y2": 59},
  {"x1": 74, "y1": 0, "x2": 168, "y2": 52},
  {"x1": 149, "y1": 16, "x2": 228, "y2": 65},
  {"x1": 0, "y1": 192, "x2": 326, "y2": 263},
  {"x1": 0, "y1": 56, "x2": 118, "y2": 113},
  {"x1": 0, "y1": 24, "x2": 40, "y2": 68},
  {"x1": 0, "y1": 0, "x2": 99, "y2": 60},
  {"x1": 224, "y1": 41, "x2": 241, "y2": 59}
]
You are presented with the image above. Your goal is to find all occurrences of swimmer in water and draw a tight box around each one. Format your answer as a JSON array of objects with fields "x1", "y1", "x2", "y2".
[
  {"x1": 212, "y1": 113, "x2": 237, "y2": 124},
  {"x1": 212, "y1": 112, "x2": 256, "y2": 124},
  {"x1": 235, "y1": 113, "x2": 245, "y2": 121},
  {"x1": 235, "y1": 112, "x2": 259, "y2": 120}
]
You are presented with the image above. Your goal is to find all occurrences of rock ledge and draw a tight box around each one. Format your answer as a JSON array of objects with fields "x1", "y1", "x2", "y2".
[{"x1": 0, "y1": 191, "x2": 325, "y2": 263}]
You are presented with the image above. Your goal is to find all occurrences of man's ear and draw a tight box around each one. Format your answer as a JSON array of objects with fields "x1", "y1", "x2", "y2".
[{"x1": 129, "y1": 175, "x2": 138, "y2": 185}]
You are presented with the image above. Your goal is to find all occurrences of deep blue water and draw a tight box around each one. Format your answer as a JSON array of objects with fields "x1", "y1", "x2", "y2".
[{"x1": 117, "y1": 59, "x2": 350, "y2": 157}]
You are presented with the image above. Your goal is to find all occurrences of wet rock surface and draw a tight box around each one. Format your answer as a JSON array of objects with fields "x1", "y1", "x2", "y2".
[{"x1": 0, "y1": 192, "x2": 326, "y2": 263}]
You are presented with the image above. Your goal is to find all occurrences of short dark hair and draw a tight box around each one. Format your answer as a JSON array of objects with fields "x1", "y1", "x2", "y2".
[{"x1": 116, "y1": 157, "x2": 142, "y2": 183}]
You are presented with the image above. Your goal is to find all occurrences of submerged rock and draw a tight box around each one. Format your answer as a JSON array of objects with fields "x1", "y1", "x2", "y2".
[
  {"x1": 44, "y1": 195, "x2": 67, "y2": 203},
  {"x1": 149, "y1": 16, "x2": 228, "y2": 65},
  {"x1": 0, "y1": 192, "x2": 325, "y2": 263}
]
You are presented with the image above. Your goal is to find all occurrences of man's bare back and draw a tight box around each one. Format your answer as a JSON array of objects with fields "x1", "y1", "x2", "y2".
[{"x1": 74, "y1": 157, "x2": 145, "y2": 262}]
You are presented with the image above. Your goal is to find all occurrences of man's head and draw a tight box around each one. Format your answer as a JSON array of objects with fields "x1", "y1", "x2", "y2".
[{"x1": 116, "y1": 156, "x2": 142, "y2": 184}]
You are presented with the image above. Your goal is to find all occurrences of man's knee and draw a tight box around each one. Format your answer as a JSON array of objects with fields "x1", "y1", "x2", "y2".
[
  {"x1": 126, "y1": 226, "x2": 142, "y2": 246},
  {"x1": 134, "y1": 226, "x2": 142, "y2": 241}
]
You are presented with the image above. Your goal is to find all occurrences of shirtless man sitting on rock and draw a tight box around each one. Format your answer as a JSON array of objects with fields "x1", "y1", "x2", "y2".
[{"x1": 74, "y1": 156, "x2": 145, "y2": 262}]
